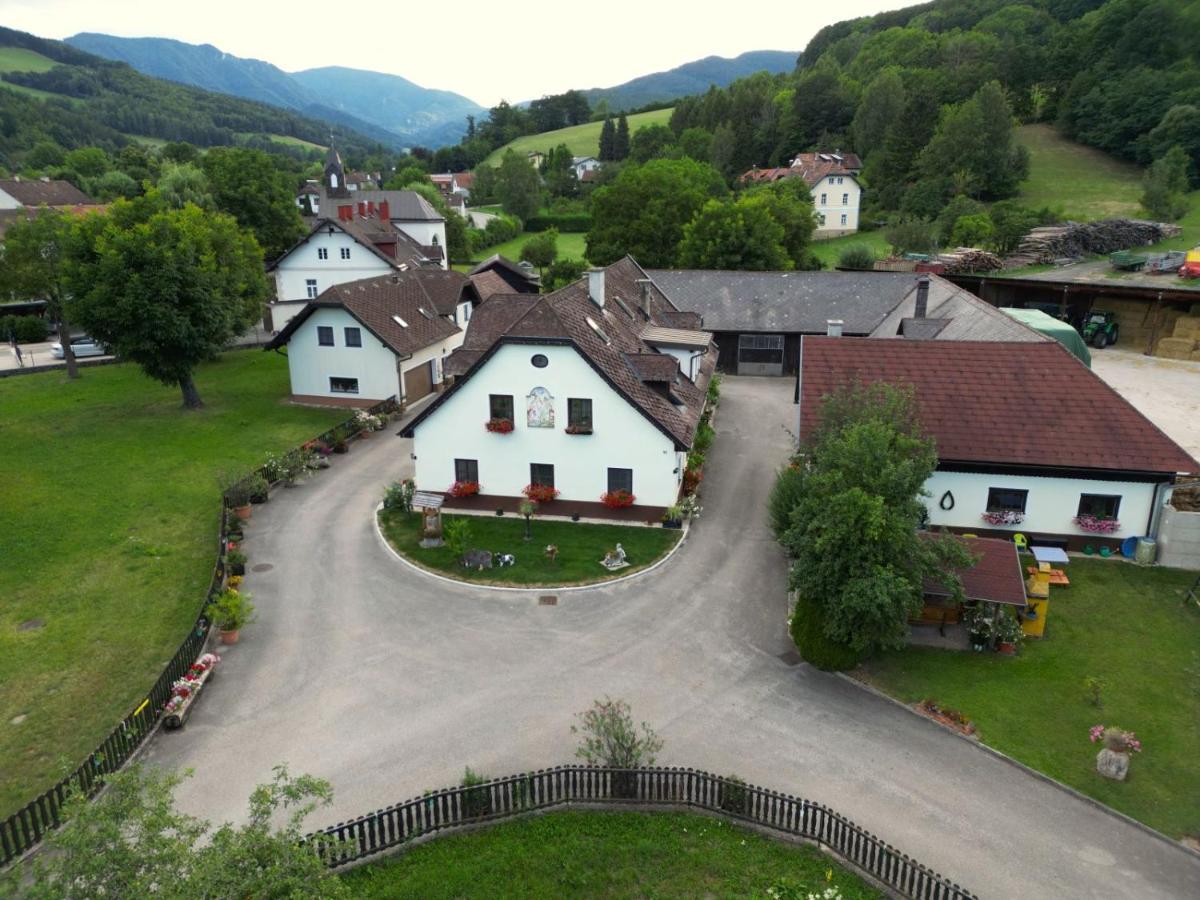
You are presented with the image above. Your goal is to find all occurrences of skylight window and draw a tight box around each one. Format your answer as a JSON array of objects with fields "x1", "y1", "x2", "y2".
[
  {"x1": 613, "y1": 296, "x2": 634, "y2": 318},
  {"x1": 418, "y1": 307, "x2": 433, "y2": 320},
  {"x1": 392, "y1": 315, "x2": 409, "y2": 328},
  {"x1": 585, "y1": 315, "x2": 611, "y2": 345}
]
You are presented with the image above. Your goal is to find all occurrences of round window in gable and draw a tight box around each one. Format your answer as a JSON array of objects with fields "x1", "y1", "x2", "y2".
[{"x1": 531, "y1": 353, "x2": 549, "y2": 368}]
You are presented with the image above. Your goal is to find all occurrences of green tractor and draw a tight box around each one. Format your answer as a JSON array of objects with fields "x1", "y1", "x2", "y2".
[{"x1": 1082, "y1": 311, "x2": 1119, "y2": 348}]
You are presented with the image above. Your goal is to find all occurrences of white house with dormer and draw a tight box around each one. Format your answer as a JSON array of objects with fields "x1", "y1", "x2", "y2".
[{"x1": 739, "y1": 151, "x2": 863, "y2": 237}]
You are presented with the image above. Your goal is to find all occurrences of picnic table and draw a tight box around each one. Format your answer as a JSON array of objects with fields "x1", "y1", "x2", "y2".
[{"x1": 1031, "y1": 545, "x2": 1069, "y2": 566}]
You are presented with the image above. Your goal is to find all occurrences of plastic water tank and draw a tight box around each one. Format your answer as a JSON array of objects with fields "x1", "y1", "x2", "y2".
[{"x1": 1135, "y1": 537, "x2": 1157, "y2": 565}]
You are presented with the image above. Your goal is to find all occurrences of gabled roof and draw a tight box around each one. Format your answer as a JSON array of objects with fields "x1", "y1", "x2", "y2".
[
  {"x1": 0, "y1": 178, "x2": 96, "y2": 207},
  {"x1": 798, "y1": 337, "x2": 1199, "y2": 475},
  {"x1": 313, "y1": 187, "x2": 443, "y2": 222},
  {"x1": 870, "y1": 280, "x2": 1050, "y2": 344},
  {"x1": 268, "y1": 218, "x2": 400, "y2": 272},
  {"x1": 469, "y1": 269, "x2": 519, "y2": 302},
  {"x1": 269, "y1": 217, "x2": 440, "y2": 272},
  {"x1": 266, "y1": 270, "x2": 464, "y2": 357},
  {"x1": 923, "y1": 536, "x2": 1026, "y2": 607},
  {"x1": 404, "y1": 257, "x2": 718, "y2": 449},
  {"x1": 467, "y1": 254, "x2": 541, "y2": 292}
]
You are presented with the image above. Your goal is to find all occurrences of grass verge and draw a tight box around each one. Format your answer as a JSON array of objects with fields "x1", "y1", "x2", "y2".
[
  {"x1": 0, "y1": 352, "x2": 344, "y2": 816},
  {"x1": 340, "y1": 810, "x2": 879, "y2": 898},
  {"x1": 378, "y1": 509, "x2": 679, "y2": 586},
  {"x1": 857, "y1": 559, "x2": 1200, "y2": 839}
]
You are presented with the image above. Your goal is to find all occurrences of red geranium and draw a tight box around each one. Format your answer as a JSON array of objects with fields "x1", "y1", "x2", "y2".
[
  {"x1": 682, "y1": 468, "x2": 703, "y2": 496},
  {"x1": 448, "y1": 480, "x2": 481, "y2": 498},
  {"x1": 600, "y1": 490, "x2": 636, "y2": 509},
  {"x1": 523, "y1": 483, "x2": 560, "y2": 503},
  {"x1": 485, "y1": 418, "x2": 514, "y2": 433}
]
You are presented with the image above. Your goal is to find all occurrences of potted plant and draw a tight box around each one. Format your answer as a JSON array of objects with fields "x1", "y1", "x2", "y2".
[
  {"x1": 522, "y1": 483, "x2": 560, "y2": 503},
  {"x1": 485, "y1": 417, "x2": 515, "y2": 434},
  {"x1": 209, "y1": 588, "x2": 256, "y2": 645},
  {"x1": 447, "y1": 480, "x2": 481, "y2": 498},
  {"x1": 994, "y1": 611, "x2": 1024, "y2": 655},
  {"x1": 662, "y1": 505, "x2": 683, "y2": 529},
  {"x1": 225, "y1": 481, "x2": 254, "y2": 521},
  {"x1": 600, "y1": 489, "x2": 636, "y2": 509},
  {"x1": 1074, "y1": 514, "x2": 1120, "y2": 534},
  {"x1": 981, "y1": 510, "x2": 1024, "y2": 526},
  {"x1": 244, "y1": 473, "x2": 270, "y2": 504},
  {"x1": 227, "y1": 548, "x2": 247, "y2": 576},
  {"x1": 963, "y1": 603, "x2": 995, "y2": 651},
  {"x1": 1089, "y1": 725, "x2": 1142, "y2": 781}
]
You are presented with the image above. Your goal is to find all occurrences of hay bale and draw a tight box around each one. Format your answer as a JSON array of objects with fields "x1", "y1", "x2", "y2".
[
  {"x1": 1172, "y1": 315, "x2": 1200, "y2": 339},
  {"x1": 1191, "y1": 348, "x2": 1200, "y2": 362},
  {"x1": 1155, "y1": 337, "x2": 1199, "y2": 359}
]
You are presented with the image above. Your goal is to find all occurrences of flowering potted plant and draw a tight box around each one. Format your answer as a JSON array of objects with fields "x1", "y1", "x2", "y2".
[
  {"x1": 354, "y1": 409, "x2": 383, "y2": 435},
  {"x1": 1090, "y1": 725, "x2": 1142, "y2": 780},
  {"x1": 523, "y1": 483, "x2": 560, "y2": 503},
  {"x1": 448, "y1": 480, "x2": 481, "y2": 498},
  {"x1": 994, "y1": 612, "x2": 1024, "y2": 655},
  {"x1": 162, "y1": 652, "x2": 220, "y2": 729},
  {"x1": 209, "y1": 588, "x2": 256, "y2": 645},
  {"x1": 226, "y1": 548, "x2": 247, "y2": 576},
  {"x1": 682, "y1": 467, "x2": 703, "y2": 496},
  {"x1": 225, "y1": 480, "x2": 254, "y2": 521},
  {"x1": 1074, "y1": 514, "x2": 1120, "y2": 534},
  {"x1": 662, "y1": 505, "x2": 683, "y2": 529},
  {"x1": 383, "y1": 478, "x2": 415, "y2": 512},
  {"x1": 963, "y1": 603, "x2": 995, "y2": 651},
  {"x1": 485, "y1": 417, "x2": 515, "y2": 434},
  {"x1": 981, "y1": 510, "x2": 1024, "y2": 526},
  {"x1": 600, "y1": 489, "x2": 636, "y2": 509}
]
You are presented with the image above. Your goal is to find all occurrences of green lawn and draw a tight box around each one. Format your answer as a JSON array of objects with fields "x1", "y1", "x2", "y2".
[
  {"x1": 0, "y1": 353, "x2": 343, "y2": 817},
  {"x1": 455, "y1": 230, "x2": 589, "y2": 273},
  {"x1": 1016, "y1": 124, "x2": 1144, "y2": 221},
  {"x1": 340, "y1": 810, "x2": 878, "y2": 898},
  {"x1": 0, "y1": 47, "x2": 58, "y2": 74},
  {"x1": 482, "y1": 108, "x2": 675, "y2": 167},
  {"x1": 810, "y1": 231, "x2": 891, "y2": 268},
  {"x1": 857, "y1": 559, "x2": 1200, "y2": 838},
  {"x1": 379, "y1": 509, "x2": 679, "y2": 586}
]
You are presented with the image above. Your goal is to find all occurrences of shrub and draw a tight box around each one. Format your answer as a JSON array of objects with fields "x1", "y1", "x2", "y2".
[
  {"x1": 687, "y1": 451, "x2": 705, "y2": 471},
  {"x1": 706, "y1": 372, "x2": 722, "y2": 406},
  {"x1": 524, "y1": 213, "x2": 592, "y2": 232},
  {"x1": 768, "y1": 465, "x2": 805, "y2": 539},
  {"x1": 789, "y1": 593, "x2": 865, "y2": 672},
  {"x1": 885, "y1": 217, "x2": 935, "y2": 255},
  {"x1": 383, "y1": 478, "x2": 415, "y2": 512},
  {"x1": 836, "y1": 244, "x2": 877, "y2": 270},
  {"x1": 459, "y1": 767, "x2": 493, "y2": 818},
  {"x1": 443, "y1": 519, "x2": 471, "y2": 561},
  {"x1": 0, "y1": 314, "x2": 49, "y2": 343},
  {"x1": 693, "y1": 421, "x2": 715, "y2": 453},
  {"x1": 681, "y1": 468, "x2": 703, "y2": 495},
  {"x1": 718, "y1": 774, "x2": 749, "y2": 815},
  {"x1": 572, "y1": 696, "x2": 663, "y2": 778}
]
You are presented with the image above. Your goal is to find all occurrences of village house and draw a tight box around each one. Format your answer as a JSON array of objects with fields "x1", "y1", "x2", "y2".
[
  {"x1": 401, "y1": 257, "x2": 716, "y2": 516},
  {"x1": 571, "y1": 156, "x2": 601, "y2": 180},
  {"x1": 0, "y1": 177, "x2": 97, "y2": 210},
  {"x1": 797, "y1": 337, "x2": 1199, "y2": 551},
  {"x1": 265, "y1": 269, "x2": 478, "y2": 407},
  {"x1": 467, "y1": 254, "x2": 542, "y2": 302},
  {"x1": 740, "y1": 151, "x2": 863, "y2": 236},
  {"x1": 647, "y1": 270, "x2": 1046, "y2": 376}
]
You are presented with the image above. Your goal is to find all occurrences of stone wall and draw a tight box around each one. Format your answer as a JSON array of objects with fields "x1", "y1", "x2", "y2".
[{"x1": 1158, "y1": 505, "x2": 1200, "y2": 570}]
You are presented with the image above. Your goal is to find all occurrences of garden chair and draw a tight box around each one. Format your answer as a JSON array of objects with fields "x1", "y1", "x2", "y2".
[{"x1": 1013, "y1": 533, "x2": 1029, "y2": 553}]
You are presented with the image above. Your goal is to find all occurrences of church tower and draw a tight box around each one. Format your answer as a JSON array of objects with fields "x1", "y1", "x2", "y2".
[{"x1": 324, "y1": 145, "x2": 349, "y2": 198}]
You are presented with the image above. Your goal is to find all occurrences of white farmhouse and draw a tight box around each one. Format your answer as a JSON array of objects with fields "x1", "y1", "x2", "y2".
[
  {"x1": 401, "y1": 257, "x2": 717, "y2": 515},
  {"x1": 798, "y1": 337, "x2": 1198, "y2": 551},
  {"x1": 571, "y1": 156, "x2": 601, "y2": 180},
  {"x1": 265, "y1": 270, "x2": 478, "y2": 407},
  {"x1": 740, "y1": 151, "x2": 863, "y2": 236}
]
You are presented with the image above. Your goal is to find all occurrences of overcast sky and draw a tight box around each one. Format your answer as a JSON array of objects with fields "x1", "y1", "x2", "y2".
[{"x1": 0, "y1": 0, "x2": 916, "y2": 106}]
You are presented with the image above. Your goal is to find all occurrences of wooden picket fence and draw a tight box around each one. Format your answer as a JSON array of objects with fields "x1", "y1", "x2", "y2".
[{"x1": 311, "y1": 765, "x2": 976, "y2": 900}]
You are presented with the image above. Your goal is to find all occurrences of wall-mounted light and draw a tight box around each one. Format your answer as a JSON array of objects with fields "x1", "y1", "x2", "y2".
[{"x1": 410, "y1": 453, "x2": 417, "y2": 460}]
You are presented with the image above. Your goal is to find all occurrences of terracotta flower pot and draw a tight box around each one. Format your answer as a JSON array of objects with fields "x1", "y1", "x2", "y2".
[
  {"x1": 234, "y1": 504, "x2": 252, "y2": 521},
  {"x1": 219, "y1": 628, "x2": 240, "y2": 645},
  {"x1": 997, "y1": 641, "x2": 1016, "y2": 655}
]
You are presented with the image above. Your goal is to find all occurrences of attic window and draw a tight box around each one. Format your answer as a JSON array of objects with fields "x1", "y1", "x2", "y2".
[
  {"x1": 585, "y1": 315, "x2": 611, "y2": 346},
  {"x1": 392, "y1": 315, "x2": 409, "y2": 328}
]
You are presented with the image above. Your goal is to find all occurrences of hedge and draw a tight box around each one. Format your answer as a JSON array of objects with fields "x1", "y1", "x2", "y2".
[
  {"x1": 523, "y1": 214, "x2": 591, "y2": 233},
  {"x1": 790, "y1": 593, "x2": 865, "y2": 672},
  {"x1": 0, "y1": 315, "x2": 50, "y2": 343}
]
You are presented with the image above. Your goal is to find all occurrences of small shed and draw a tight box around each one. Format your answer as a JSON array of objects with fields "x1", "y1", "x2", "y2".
[{"x1": 917, "y1": 536, "x2": 1027, "y2": 627}]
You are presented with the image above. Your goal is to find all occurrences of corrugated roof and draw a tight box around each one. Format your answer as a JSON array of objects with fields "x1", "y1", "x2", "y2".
[
  {"x1": 640, "y1": 325, "x2": 712, "y2": 348},
  {"x1": 799, "y1": 337, "x2": 1199, "y2": 475}
]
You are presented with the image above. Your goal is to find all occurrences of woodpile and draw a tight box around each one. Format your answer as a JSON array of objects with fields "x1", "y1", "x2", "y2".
[
  {"x1": 1005, "y1": 219, "x2": 1183, "y2": 268},
  {"x1": 934, "y1": 247, "x2": 1003, "y2": 274},
  {"x1": 1172, "y1": 486, "x2": 1200, "y2": 512}
]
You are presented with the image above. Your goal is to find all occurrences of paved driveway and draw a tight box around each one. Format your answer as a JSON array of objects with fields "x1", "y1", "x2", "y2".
[{"x1": 145, "y1": 377, "x2": 1199, "y2": 898}]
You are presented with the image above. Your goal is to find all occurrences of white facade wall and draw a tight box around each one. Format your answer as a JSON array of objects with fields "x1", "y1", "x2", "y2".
[
  {"x1": 270, "y1": 300, "x2": 309, "y2": 332},
  {"x1": 655, "y1": 346, "x2": 703, "y2": 381},
  {"x1": 812, "y1": 175, "x2": 861, "y2": 235},
  {"x1": 285, "y1": 308, "x2": 399, "y2": 401},
  {"x1": 924, "y1": 470, "x2": 1158, "y2": 540},
  {"x1": 0, "y1": 189, "x2": 23, "y2": 210},
  {"x1": 411, "y1": 343, "x2": 682, "y2": 507},
  {"x1": 393, "y1": 221, "x2": 448, "y2": 268},
  {"x1": 273, "y1": 230, "x2": 392, "y2": 303}
]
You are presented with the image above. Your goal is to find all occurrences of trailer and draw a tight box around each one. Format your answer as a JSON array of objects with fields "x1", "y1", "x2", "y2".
[
  {"x1": 1180, "y1": 248, "x2": 1200, "y2": 279},
  {"x1": 1109, "y1": 250, "x2": 1147, "y2": 271},
  {"x1": 1144, "y1": 250, "x2": 1186, "y2": 274}
]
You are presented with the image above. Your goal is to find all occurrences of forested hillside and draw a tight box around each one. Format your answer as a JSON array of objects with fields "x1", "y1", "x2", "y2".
[{"x1": 0, "y1": 27, "x2": 388, "y2": 165}]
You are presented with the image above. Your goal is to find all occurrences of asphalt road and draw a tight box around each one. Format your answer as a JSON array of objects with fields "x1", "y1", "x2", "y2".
[{"x1": 143, "y1": 376, "x2": 1200, "y2": 898}]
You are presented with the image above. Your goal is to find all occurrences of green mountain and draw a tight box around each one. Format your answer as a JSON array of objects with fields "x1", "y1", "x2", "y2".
[
  {"x1": 65, "y1": 34, "x2": 484, "y2": 148},
  {"x1": 582, "y1": 51, "x2": 797, "y2": 112},
  {"x1": 0, "y1": 27, "x2": 390, "y2": 161}
]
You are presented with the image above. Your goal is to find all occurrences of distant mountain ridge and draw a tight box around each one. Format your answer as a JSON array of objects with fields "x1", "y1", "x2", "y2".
[
  {"x1": 65, "y1": 33, "x2": 485, "y2": 148},
  {"x1": 582, "y1": 51, "x2": 797, "y2": 111}
]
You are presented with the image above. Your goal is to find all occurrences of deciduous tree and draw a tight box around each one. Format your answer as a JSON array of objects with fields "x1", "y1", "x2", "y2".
[
  {"x1": 522, "y1": 227, "x2": 559, "y2": 276},
  {"x1": 677, "y1": 197, "x2": 790, "y2": 271},
  {"x1": 1142, "y1": 145, "x2": 1192, "y2": 221},
  {"x1": 200, "y1": 147, "x2": 306, "y2": 260},
  {"x1": 495, "y1": 149, "x2": 542, "y2": 222}
]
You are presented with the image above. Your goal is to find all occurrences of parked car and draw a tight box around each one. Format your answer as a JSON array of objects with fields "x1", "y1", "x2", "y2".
[{"x1": 50, "y1": 337, "x2": 107, "y2": 359}]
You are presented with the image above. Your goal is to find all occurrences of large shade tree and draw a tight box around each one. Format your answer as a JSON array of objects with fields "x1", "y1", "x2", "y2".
[
  {"x1": 66, "y1": 195, "x2": 268, "y2": 409},
  {"x1": 200, "y1": 147, "x2": 306, "y2": 260},
  {"x1": 773, "y1": 381, "x2": 973, "y2": 656}
]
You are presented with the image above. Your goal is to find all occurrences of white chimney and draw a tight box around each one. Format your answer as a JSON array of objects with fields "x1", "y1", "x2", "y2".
[
  {"x1": 826, "y1": 319, "x2": 844, "y2": 337},
  {"x1": 587, "y1": 268, "x2": 605, "y2": 308}
]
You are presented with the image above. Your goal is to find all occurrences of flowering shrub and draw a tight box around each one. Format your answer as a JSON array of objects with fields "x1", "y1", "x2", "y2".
[
  {"x1": 448, "y1": 480, "x2": 481, "y2": 498},
  {"x1": 1090, "y1": 725, "x2": 1142, "y2": 753},
  {"x1": 678, "y1": 495, "x2": 702, "y2": 519},
  {"x1": 485, "y1": 418, "x2": 514, "y2": 433},
  {"x1": 682, "y1": 467, "x2": 703, "y2": 496},
  {"x1": 600, "y1": 489, "x2": 636, "y2": 508},
  {"x1": 981, "y1": 510, "x2": 1024, "y2": 526},
  {"x1": 383, "y1": 478, "x2": 415, "y2": 512},
  {"x1": 1074, "y1": 514, "x2": 1120, "y2": 533},
  {"x1": 354, "y1": 409, "x2": 383, "y2": 432},
  {"x1": 523, "y1": 483, "x2": 560, "y2": 503}
]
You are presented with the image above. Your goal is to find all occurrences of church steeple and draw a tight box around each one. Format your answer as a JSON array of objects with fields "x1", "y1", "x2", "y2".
[{"x1": 324, "y1": 144, "x2": 349, "y2": 198}]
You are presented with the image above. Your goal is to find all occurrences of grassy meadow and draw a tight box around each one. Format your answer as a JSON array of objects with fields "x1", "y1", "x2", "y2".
[{"x1": 482, "y1": 108, "x2": 675, "y2": 166}]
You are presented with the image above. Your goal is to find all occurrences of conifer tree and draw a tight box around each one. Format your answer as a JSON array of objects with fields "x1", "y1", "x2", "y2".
[
  {"x1": 598, "y1": 117, "x2": 616, "y2": 161},
  {"x1": 614, "y1": 114, "x2": 631, "y2": 160}
]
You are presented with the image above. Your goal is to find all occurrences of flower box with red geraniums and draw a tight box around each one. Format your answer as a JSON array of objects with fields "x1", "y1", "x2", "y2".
[
  {"x1": 485, "y1": 418, "x2": 514, "y2": 434},
  {"x1": 682, "y1": 468, "x2": 703, "y2": 496},
  {"x1": 523, "y1": 483, "x2": 560, "y2": 503},
  {"x1": 1074, "y1": 514, "x2": 1120, "y2": 534},
  {"x1": 981, "y1": 510, "x2": 1024, "y2": 526},
  {"x1": 448, "y1": 480, "x2": 481, "y2": 498},
  {"x1": 600, "y1": 490, "x2": 636, "y2": 509}
]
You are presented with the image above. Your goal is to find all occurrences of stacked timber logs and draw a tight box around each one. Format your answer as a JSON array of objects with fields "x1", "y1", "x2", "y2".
[
  {"x1": 1005, "y1": 219, "x2": 1183, "y2": 268},
  {"x1": 935, "y1": 247, "x2": 1004, "y2": 273}
]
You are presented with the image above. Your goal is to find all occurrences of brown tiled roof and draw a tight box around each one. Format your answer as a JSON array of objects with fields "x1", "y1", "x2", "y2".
[
  {"x1": 923, "y1": 536, "x2": 1026, "y2": 606},
  {"x1": 0, "y1": 178, "x2": 96, "y2": 207},
  {"x1": 738, "y1": 153, "x2": 861, "y2": 189},
  {"x1": 799, "y1": 337, "x2": 1199, "y2": 475},
  {"x1": 624, "y1": 353, "x2": 679, "y2": 382},
  {"x1": 266, "y1": 271, "x2": 464, "y2": 356},
  {"x1": 467, "y1": 254, "x2": 541, "y2": 292},
  {"x1": 469, "y1": 269, "x2": 518, "y2": 302},
  {"x1": 406, "y1": 257, "x2": 717, "y2": 449},
  {"x1": 453, "y1": 172, "x2": 474, "y2": 189}
]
